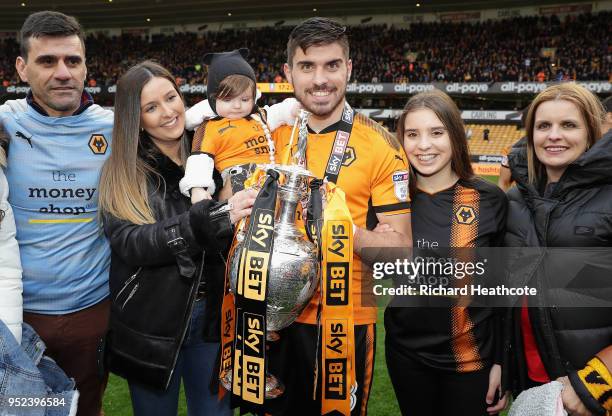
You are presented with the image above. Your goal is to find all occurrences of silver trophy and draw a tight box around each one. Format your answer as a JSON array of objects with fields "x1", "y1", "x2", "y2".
[{"x1": 222, "y1": 111, "x2": 320, "y2": 398}]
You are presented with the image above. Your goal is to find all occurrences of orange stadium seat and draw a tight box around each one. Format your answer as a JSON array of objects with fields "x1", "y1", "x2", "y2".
[{"x1": 466, "y1": 124, "x2": 525, "y2": 156}]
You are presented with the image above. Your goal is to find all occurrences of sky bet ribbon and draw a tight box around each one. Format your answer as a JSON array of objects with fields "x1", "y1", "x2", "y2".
[
  {"x1": 320, "y1": 184, "x2": 356, "y2": 416},
  {"x1": 305, "y1": 178, "x2": 324, "y2": 249},
  {"x1": 219, "y1": 168, "x2": 267, "y2": 402},
  {"x1": 232, "y1": 169, "x2": 279, "y2": 411}
]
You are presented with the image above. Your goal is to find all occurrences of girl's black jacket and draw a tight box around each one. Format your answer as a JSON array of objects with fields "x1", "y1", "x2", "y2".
[{"x1": 100, "y1": 149, "x2": 231, "y2": 391}]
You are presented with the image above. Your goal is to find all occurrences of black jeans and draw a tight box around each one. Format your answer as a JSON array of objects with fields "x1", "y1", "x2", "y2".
[
  {"x1": 267, "y1": 322, "x2": 376, "y2": 416},
  {"x1": 385, "y1": 339, "x2": 496, "y2": 416}
]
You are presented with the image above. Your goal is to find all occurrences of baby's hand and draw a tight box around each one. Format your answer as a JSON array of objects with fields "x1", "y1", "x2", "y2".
[
  {"x1": 185, "y1": 99, "x2": 216, "y2": 131},
  {"x1": 266, "y1": 98, "x2": 302, "y2": 131},
  {"x1": 191, "y1": 187, "x2": 212, "y2": 203}
]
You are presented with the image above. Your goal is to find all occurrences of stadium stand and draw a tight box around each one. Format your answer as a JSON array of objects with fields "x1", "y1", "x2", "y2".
[
  {"x1": 0, "y1": 11, "x2": 610, "y2": 86},
  {"x1": 466, "y1": 124, "x2": 525, "y2": 155}
]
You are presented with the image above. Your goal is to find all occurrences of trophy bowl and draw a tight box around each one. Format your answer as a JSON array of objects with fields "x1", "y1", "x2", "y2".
[
  {"x1": 229, "y1": 164, "x2": 319, "y2": 332},
  {"x1": 224, "y1": 164, "x2": 320, "y2": 398}
]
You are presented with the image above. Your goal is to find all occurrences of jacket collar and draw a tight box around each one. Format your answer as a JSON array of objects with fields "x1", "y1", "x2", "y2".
[
  {"x1": 150, "y1": 147, "x2": 182, "y2": 175},
  {"x1": 27, "y1": 90, "x2": 94, "y2": 116},
  {"x1": 509, "y1": 130, "x2": 612, "y2": 199}
]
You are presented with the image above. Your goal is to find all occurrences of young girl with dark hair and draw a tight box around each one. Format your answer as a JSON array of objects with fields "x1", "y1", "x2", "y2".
[{"x1": 381, "y1": 90, "x2": 509, "y2": 415}]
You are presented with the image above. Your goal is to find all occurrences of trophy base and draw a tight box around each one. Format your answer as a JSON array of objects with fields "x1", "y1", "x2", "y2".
[
  {"x1": 220, "y1": 370, "x2": 232, "y2": 392},
  {"x1": 267, "y1": 331, "x2": 280, "y2": 342},
  {"x1": 265, "y1": 373, "x2": 285, "y2": 399},
  {"x1": 219, "y1": 372, "x2": 285, "y2": 400}
]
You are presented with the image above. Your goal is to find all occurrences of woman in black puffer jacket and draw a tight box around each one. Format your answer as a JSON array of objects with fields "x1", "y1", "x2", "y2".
[
  {"x1": 504, "y1": 83, "x2": 612, "y2": 416},
  {"x1": 98, "y1": 61, "x2": 256, "y2": 416}
]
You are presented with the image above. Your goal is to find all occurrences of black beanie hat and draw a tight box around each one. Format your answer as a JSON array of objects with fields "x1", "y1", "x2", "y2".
[{"x1": 204, "y1": 48, "x2": 256, "y2": 114}]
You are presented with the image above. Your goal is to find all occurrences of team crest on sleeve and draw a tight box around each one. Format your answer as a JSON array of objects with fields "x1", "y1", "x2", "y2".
[{"x1": 392, "y1": 170, "x2": 409, "y2": 201}]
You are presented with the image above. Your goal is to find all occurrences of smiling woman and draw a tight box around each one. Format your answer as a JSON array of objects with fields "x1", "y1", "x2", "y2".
[
  {"x1": 524, "y1": 83, "x2": 605, "y2": 185},
  {"x1": 504, "y1": 83, "x2": 612, "y2": 416},
  {"x1": 97, "y1": 60, "x2": 256, "y2": 416},
  {"x1": 140, "y1": 76, "x2": 186, "y2": 164},
  {"x1": 384, "y1": 90, "x2": 509, "y2": 416}
]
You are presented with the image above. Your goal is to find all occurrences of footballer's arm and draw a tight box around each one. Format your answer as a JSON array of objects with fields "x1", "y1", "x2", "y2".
[{"x1": 354, "y1": 213, "x2": 412, "y2": 265}]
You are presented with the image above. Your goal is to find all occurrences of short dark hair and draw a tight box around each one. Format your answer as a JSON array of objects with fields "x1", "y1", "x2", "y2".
[
  {"x1": 286, "y1": 17, "x2": 349, "y2": 66},
  {"x1": 603, "y1": 96, "x2": 612, "y2": 113},
  {"x1": 215, "y1": 74, "x2": 256, "y2": 101},
  {"x1": 19, "y1": 11, "x2": 84, "y2": 59}
]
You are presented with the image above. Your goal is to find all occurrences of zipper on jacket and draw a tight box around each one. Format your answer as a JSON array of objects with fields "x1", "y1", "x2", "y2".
[
  {"x1": 166, "y1": 257, "x2": 204, "y2": 389},
  {"x1": 115, "y1": 267, "x2": 142, "y2": 302},
  {"x1": 121, "y1": 283, "x2": 140, "y2": 310}
]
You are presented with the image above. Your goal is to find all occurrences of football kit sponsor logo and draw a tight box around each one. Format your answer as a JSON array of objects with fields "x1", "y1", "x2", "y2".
[{"x1": 392, "y1": 170, "x2": 409, "y2": 201}]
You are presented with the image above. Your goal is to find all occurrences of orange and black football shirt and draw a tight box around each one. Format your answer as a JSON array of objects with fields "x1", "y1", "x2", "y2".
[
  {"x1": 192, "y1": 117, "x2": 272, "y2": 172},
  {"x1": 273, "y1": 112, "x2": 411, "y2": 325},
  {"x1": 384, "y1": 178, "x2": 507, "y2": 372}
]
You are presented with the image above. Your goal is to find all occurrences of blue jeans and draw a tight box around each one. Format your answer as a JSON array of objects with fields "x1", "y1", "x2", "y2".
[
  {"x1": 128, "y1": 299, "x2": 231, "y2": 416},
  {"x1": 0, "y1": 321, "x2": 78, "y2": 416}
]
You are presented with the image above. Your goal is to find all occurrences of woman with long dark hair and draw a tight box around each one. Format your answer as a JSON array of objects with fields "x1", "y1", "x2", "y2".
[
  {"x1": 382, "y1": 90, "x2": 509, "y2": 415},
  {"x1": 505, "y1": 83, "x2": 612, "y2": 416},
  {"x1": 98, "y1": 61, "x2": 255, "y2": 416}
]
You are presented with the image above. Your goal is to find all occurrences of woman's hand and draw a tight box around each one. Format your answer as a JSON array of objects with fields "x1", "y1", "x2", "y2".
[
  {"x1": 486, "y1": 364, "x2": 509, "y2": 414},
  {"x1": 227, "y1": 188, "x2": 258, "y2": 224},
  {"x1": 557, "y1": 376, "x2": 593, "y2": 416}
]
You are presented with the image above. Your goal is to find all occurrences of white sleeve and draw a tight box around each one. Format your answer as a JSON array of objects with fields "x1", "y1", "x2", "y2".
[
  {"x1": 178, "y1": 153, "x2": 216, "y2": 197},
  {"x1": 264, "y1": 98, "x2": 300, "y2": 131},
  {"x1": 185, "y1": 99, "x2": 216, "y2": 131},
  {"x1": 0, "y1": 170, "x2": 23, "y2": 344},
  {"x1": 0, "y1": 98, "x2": 28, "y2": 114}
]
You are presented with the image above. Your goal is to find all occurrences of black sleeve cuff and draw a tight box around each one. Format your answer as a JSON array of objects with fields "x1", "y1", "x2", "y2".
[
  {"x1": 372, "y1": 201, "x2": 411, "y2": 213},
  {"x1": 569, "y1": 370, "x2": 607, "y2": 416},
  {"x1": 188, "y1": 200, "x2": 233, "y2": 248}
]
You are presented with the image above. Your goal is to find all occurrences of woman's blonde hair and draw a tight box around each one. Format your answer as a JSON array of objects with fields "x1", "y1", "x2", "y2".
[
  {"x1": 98, "y1": 61, "x2": 187, "y2": 224},
  {"x1": 525, "y1": 83, "x2": 605, "y2": 184}
]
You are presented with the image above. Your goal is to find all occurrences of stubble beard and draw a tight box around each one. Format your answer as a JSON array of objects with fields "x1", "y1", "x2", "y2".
[
  {"x1": 43, "y1": 84, "x2": 83, "y2": 113},
  {"x1": 296, "y1": 89, "x2": 346, "y2": 119}
]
